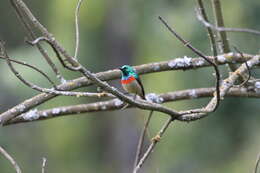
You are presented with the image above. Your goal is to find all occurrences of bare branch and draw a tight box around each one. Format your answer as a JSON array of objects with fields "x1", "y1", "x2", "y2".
[
  {"x1": 196, "y1": 9, "x2": 260, "y2": 36},
  {"x1": 0, "y1": 55, "x2": 56, "y2": 88},
  {"x1": 196, "y1": 0, "x2": 218, "y2": 56},
  {"x1": 255, "y1": 152, "x2": 260, "y2": 173},
  {"x1": 158, "y1": 16, "x2": 221, "y2": 111},
  {"x1": 10, "y1": 0, "x2": 65, "y2": 82},
  {"x1": 211, "y1": 0, "x2": 230, "y2": 53},
  {"x1": 0, "y1": 53, "x2": 257, "y2": 125},
  {"x1": 5, "y1": 87, "x2": 260, "y2": 125},
  {"x1": 133, "y1": 117, "x2": 173, "y2": 173},
  {"x1": 10, "y1": 0, "x2": 80, "y2": 68},
  {"x1": 26, "y1": 37, "x2": 79, "y2": 71},
  {"x1": 210, "y1": 0, "x2": 240, "y2": 73},
  {"x1": 0, "y1": 146, "x2": 22, "y2": 173},
  {"x1": 0, "y1": 41, "x2": 113, "y2": 99},
  {"x1": 42, "y1": 157, "x2": 47, "y2": 173},
  {"x1": 133, "y1": 111, "x2": 153, "y2": 169},
  {"x1": 179, "y1": 54, "x2": 260, "y2": 121},
  {"x1": 74, "y1": 0, "x2": 84, "y2": 59}
]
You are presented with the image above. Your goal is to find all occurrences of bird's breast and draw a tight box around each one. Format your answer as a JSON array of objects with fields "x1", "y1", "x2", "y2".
[
  {"x1": 121, "y1": 77, "x2": 143, "y2": 97},
  {"x1": 121, "y1": 76, "x2": 135, "y2": 84}
]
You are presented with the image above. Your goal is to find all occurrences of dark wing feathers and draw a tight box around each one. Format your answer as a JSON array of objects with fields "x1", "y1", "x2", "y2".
[{"x1": 136, "y1": 77, "x2": 145, "y2": 100}]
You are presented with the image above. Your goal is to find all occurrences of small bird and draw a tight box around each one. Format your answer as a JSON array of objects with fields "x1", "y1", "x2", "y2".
[{"x1": 119, "y1": 65, "x2": 145, "y2": 100}]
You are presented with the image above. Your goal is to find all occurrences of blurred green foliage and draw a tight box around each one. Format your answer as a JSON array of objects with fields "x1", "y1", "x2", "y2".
[{"x1": 0, "y1": 0, "x2": 259, "y2": 173}]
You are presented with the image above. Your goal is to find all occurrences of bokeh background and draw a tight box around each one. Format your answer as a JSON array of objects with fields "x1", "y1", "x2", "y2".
[{"x1": 0, "y1": 0, "x2": 260, "y2": 172}]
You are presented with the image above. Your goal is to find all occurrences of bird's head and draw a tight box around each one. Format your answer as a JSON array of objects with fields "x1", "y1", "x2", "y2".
[{"x1": 119, "y1": 65, "x2": 137, "y2": 77}]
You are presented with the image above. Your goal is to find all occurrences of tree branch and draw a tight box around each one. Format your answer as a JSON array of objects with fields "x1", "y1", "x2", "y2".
[
  {"x1": 179, "y1": 54, "x2": 260, "y2": 121},
  {"x1": 133, "y1": 111, "x2": 153, "y2": 169},
  {"x1": 0, "y1": 53, "x2": 257, "y2": 125},
  {"x1": 196, "y1": 0, "x2": 218, "y2": 56},
  {"x1": 211, "y1": 0, "x2": 230, "y2": 53},
  {"x1": 74, "y1": 0, "x2": 84, "y2": 59},
  {"x1": 196, "y1": 9, "x2": 260, "y2": 36},
  {"x1": 0, "y1": 146, "x2": 22, "y2": 173},
  {"x1": 5, "y1": 87, "x2": 260, "y2": 125},
  {"x1": 159, "y1": 16, "x2": 221, "y2": 111},
  {"x1": 255, "y1": 152, "x2": 260, "y2": 173},
  {"x1": 10, "y1": 0, "x2": 65, "y2": 83},
  {"x1": 133, "y1": 117, "x2": 173, "y2": 173},
  {"x1": 41, "y1": 157, "x2": 47, "y2": 173},
  {"x1": 211, "y1": 0, "x2": 240, "y2": 73}
]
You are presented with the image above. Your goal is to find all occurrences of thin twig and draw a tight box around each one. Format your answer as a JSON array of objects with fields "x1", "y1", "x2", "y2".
[
  {"x1": 1, "y1": 41, "x2": 51, "y2": 93},
  {"x1": 10, "y1": 0, "x2": 80, "y2": 68},
  {"x1": 133, "y1": 117, "x2": 173, "y2": 173},
  {"x1": 196, "y1": 0, "x2": 218, "y2": 56},
  {"x1": 133, "y1": 111, "x2": 153, "y2": 169},
  {"x1": 0, "y1": 41, "x2": 113, "y2": 98},
  {"x1": 74, "y1": 0, "x2": 84, "y2": 59},
  {"x1": 255, "y1": 152, "x2": 260, "y2": 173},
  {"x1": 0, "y1": 146, "x2": 22, "y2": 173},
  {"x1": 196, "y1": 9, "x2": 260, "y2": 36},
  {"x1": 158, "y1": 16, "x2": 221, "y2": 111},
  {"x1": 0, "y1": 55, "x2": 57, "y2": 88},
  {"x1": 26, "y1": 37, "x2": 79, "y2": 71},
  {"x1": 211, "y1": 0, "x2": 239, "y2": 73},
  {"x1": 211, "y1": 0, "x2": 230, "y2": 53},
  {"x1": 10, "y1": 0, "x2": 65, "y2": 82},
  {"x1": 42, "y1": 157, "x2": 47, "y2": 173}
]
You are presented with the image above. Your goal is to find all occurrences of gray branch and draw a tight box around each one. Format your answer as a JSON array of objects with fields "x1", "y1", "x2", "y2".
[
  {"x1": 5, "y1": 86, "x2": 260, "y2": 125},
  {"x1": 0, "y1": 52, "x2": 257, "y2": 125}
]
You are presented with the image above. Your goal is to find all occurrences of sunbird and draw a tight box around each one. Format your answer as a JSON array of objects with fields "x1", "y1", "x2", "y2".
[{"x1": 119, "y1": 65, "x2": 145, "y2": 100}]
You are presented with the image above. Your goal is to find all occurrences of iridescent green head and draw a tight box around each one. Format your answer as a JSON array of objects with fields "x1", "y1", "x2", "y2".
[{"x1": 119, "y1": 65, "x2": 138, "y2": 78}]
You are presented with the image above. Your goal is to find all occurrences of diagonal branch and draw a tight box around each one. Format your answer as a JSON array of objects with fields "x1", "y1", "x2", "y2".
[
  {"x1": 133, "y1": 111, "x2": 153, "y2": 169},
  {"x1": 10, "y1": 0, "x2": 65, "y2": 83},
  {"x1": 255, "y1": 152, "x2": 260, "y2": 173},
  {"x1": 133, "y1": 117, "x2": 173, "y2": 173},
  {"x1": 179, "y1": 54, "x2": 260, "y2": 121},
  {"x1": 26, "y1": 37, "x2": 79, "y2": 71},
  {"x1": 0, "y1": 41, "x2": 113, "y2": 98},
  {"x1": 10, "y1": 0, "x2": 80, "y2": 68},
  {"x1": 159, "y1": 16, "x2": 221, "y2": 111},
  {"x1": 0, "y1": 146, "x2": 22, "y2": 173},
  {"x1": 0, "y1": 55, "x2": 56, "y2": 88}
]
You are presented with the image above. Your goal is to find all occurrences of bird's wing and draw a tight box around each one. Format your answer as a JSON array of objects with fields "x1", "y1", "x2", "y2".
[{"x1": 136, "y1": 77, "x2": 145, "y2": 100}]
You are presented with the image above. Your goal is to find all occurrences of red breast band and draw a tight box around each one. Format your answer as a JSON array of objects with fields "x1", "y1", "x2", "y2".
[{"x1": 121, "y1": 76, "x2": 135, "y2": 84}]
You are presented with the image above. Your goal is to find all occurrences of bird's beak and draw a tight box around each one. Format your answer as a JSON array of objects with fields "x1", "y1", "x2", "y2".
[{"x1": 118, "y1": 67, "x2": 123, "y2": 71}]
